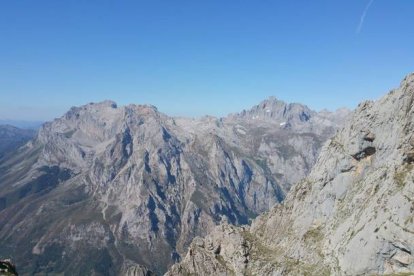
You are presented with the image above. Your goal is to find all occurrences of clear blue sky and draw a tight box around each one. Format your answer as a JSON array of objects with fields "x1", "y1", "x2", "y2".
[{"x1": 1, "y1": 0, "x2": 413, "y2": 121}]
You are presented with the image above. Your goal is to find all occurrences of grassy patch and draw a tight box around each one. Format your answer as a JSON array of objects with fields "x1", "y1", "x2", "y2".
[
  {"x1": 303, "y1": 226, "x2": 323, "y2": 244},
  {"x1": 394, "y1": 164, "x2": 413, "y2": 189}
]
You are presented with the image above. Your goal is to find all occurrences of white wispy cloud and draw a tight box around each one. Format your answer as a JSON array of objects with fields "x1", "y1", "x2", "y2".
[{"x1": 356, "y1": 0, "x2": 375, "y2": 34}]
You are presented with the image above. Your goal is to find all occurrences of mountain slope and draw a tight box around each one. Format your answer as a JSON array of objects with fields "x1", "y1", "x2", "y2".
[
  {"x1": 0, "y1": 125, "x2": 35, "y2": 158},
  {"x1": 0, "y1": 99, "x2": 346, "y2": 275},
  {"x1": 167, "y1": 73, "x2": 414, "y2": 275}
]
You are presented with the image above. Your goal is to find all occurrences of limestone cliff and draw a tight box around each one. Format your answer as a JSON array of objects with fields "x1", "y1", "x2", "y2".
[{"x1": 167, "y1": 73, "x2": 414, "y2": 275}]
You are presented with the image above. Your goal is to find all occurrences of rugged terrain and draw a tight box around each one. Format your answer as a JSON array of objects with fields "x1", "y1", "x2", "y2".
[
  {"x1": 0, "y1": 125, "x2": 35, "y2": 158},
  {"x1": 0, "y1": 97, "x2": 346, "y2": 275},
  {"x1": 167, "y1": 74, "x2": 414, "y2": 275}
]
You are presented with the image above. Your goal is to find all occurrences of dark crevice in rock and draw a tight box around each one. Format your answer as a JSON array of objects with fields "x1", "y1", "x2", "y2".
[
  {"x1": 144, "y1": 151, "x2": 151, "y2": 173},
  {"x1": 299, "y1": 111, "x2": 311, "y2": 122},
  {"x1": 392, "y1": 242, "x2": 412, "y2": 254},
  {"x1": 121, "y1": 128, "x2": 133, "y2": 158},
  {"x1": 213, "y1": 244, "x2": 221, "y2": 255},
  {"x1": 218, "y1": 187, "x2": 249, "y2": 225},
  {"x1": 340, "y1": 165, "x2": 355, "y2": 173},
  {"x1": 363, "y1": 131, "x2": 375, "y2": 142},
  {"x1": 0, "y1": 259, "x2": 18, "y2": 276},
  {"x1": 171, "y1": 251, "x2": 181, "y2": 263},
  {"x1": 403, "y1": 151, "x2": 414, "y2": 164},
  {"x1": 162, "y1": 127, "x2": 172, "y2": 142},
  {"x1": 147, "y1": 196, "x2": 159, "y2": 233},
  {"x1": 352, "y1": 146, "x2": 376, "y2": 161}
]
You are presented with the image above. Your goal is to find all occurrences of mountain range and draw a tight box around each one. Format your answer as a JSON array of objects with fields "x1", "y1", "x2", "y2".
[
  {"x1": 2, "y1": 74, "x2": 414, "y2": 275},
  {"x1": 167, "y1": 73, "x2": 414, "y2": 275},
  {"x1": 0, "y1": 97, "x2": 348, "y2": 275}
]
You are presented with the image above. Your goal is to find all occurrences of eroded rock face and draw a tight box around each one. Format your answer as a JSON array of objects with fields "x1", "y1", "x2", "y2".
[
  {"x1": 167, "y1": 73, "x2": 414, "y2": 276},
  {"x1": 0, "y1": 98, "x2": 346, "y2": 274},
  {"x1": 123, "y1": 263, "x2": 155, "y2": 276}
]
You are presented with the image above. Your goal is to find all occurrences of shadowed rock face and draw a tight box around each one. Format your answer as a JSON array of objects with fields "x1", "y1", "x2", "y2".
[
  {"x1": 167, "y1": 73, "x2": 414, "y2": 276},
  {"x1": 0, "y1": 125, "x2": 35, "y2": 158},
  {"x1": 0, "y1": 259, "x2": 18, "y2": 276},
  {"x1": 0, "y1": 99, "x2": 347, "y2": 275}
]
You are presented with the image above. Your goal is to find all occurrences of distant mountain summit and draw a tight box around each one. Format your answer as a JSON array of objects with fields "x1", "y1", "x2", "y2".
[
  {"x1": 229, "y1": 97, "x2": 350, "y2": 134},
  {"x1": 168, "y1": 73, "x2": 414, "y2": 275},
  {"x1": 0, "y1": 96, "x2": 348, "y2": 274},
  {"x1": 233, "y1": 96, "x2": 313, "y2": 122}
]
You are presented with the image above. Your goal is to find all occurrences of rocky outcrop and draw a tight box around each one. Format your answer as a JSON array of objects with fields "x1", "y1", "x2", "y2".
[
  {"x1": 0, "y1": 259, "x2": 18, "y2": 276},
  {"x1": 122, "y1": 263, "x2": 154, "y2": 276},
  {"x1": 0, "y1": 99, "x2": 346, "y2": 274},
  {"x1": 167, "y1": 73, "x2": 414, "y2": 275}
]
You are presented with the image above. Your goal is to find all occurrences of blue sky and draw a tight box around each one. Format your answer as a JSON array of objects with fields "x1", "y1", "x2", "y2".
[{"x1": 1, "y1": 0, "x2": 413, "y2": 120}]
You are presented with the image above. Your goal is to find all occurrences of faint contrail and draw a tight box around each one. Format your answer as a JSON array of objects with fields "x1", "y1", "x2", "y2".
[{"x1": 356, "y1": 0, "x2": 375, "y2": 34}]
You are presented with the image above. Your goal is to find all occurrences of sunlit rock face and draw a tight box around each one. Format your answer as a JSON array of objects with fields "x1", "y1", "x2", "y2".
[
  {"x1": 0, "y1": 97, "x2": 347, "y2": 274},
  {"x1": 168, "y1": 73, "x2": 414, "y2": 276}
]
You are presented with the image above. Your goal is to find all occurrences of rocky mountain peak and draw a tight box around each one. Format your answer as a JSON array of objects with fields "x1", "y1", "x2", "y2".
[
  {"x1": 402, "y1": 71, "x2": 414, "y2": 85},
  {"x1": 34, "y1": 100, "x2": 172, "y2": 172},
  {"x1": 0, "y1": 95, "x2": 348, "y2": 274},
  {"x1": 257, "y1": 96, "x2": 286, "y2": 110},
  {"x1": 89, "y1": 100, "x2": 118, "y2": 108},
  {"x1": 232, "y1": 96, "x2": 314, "y2": 124},
  {"x1": 167, "y1": 73, "x2": 414, "y2": 276},
  {"x1": 226, "y1": 96, "x2": 349, "y2": 137}
]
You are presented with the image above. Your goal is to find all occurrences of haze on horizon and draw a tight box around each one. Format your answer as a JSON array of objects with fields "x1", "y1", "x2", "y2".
[{"x1": 1, "y1": 0, "x2": 414, "y2": 121}]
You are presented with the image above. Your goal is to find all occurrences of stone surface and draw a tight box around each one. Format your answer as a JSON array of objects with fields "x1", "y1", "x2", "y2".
[{"x1": 167, "y1": 73, "x2": 414, "y2": 275}]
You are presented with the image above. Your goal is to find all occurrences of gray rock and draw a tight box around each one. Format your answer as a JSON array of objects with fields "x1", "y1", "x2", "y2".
[
  {"x1": 0, "y1": 97, "x2": 347, "y2": 274},
  {"x1": 168, "y1": 73, "x2": 414, "y2": 275},
  {"x1": 123, "y1": 263, "x2": 154, "y2": 276}
]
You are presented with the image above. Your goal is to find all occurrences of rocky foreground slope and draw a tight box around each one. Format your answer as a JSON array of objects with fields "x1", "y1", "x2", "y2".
[
  {"x1": 167, "y1": 74, "x2": 414, "y2": 276},
  {"x1": 0, "y1": 97, "x2": 346, "y2": 274}
]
